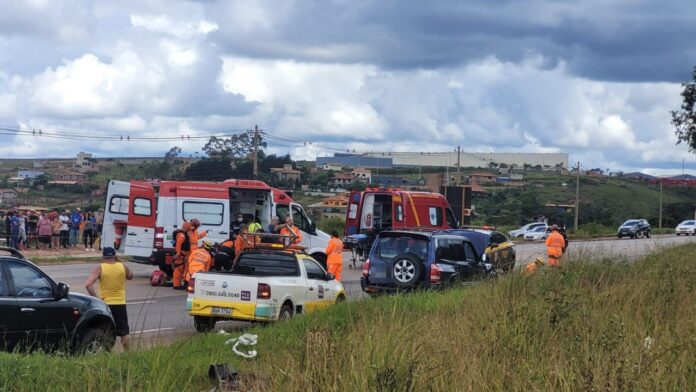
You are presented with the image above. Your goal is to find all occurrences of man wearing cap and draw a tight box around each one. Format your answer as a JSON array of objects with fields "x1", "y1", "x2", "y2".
[
  {"x1": 545, "y1": 225, "x2": 566, "y2": 267},
  {"x1": 188, "y1": 219, "x2": 207, "y2": 251},
  {"x1": 85, "y1": 247, "x2": 134, "y2": 350}
]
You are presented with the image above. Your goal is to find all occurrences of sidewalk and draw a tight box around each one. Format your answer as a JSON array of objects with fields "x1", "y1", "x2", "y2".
[{"x1": 11, "y1": 247, "x2": 100, "y2": 260}]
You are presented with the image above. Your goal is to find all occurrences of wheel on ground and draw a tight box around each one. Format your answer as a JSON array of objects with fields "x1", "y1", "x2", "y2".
[
  {"x1": 335, "y1": 294, "x2": 346, "y2": 304},
  {"x1": 645, "y1": 231, "x2": 651, "y2": 238},
  {"x1": 677, "y1": 233, "x2": 681, "y2": 236},
  {"x1": 391, "y1": 253, "x2": 423, "y2": 288},
  {"x1": 77, "y1": 327, "x2": 115, "y2": 355},
  {"x1": 311, "y1": 253, "x2": 327, "y2": 271},
  {"x1": 194, "y1": 316, "x2": 216, "y2": 333},
  {"x1": 279, "y1": 303, "x2": 294, "y2": 321},
  {"x1": 618, "y1": 234, "x2": 623, "y2": 239}
]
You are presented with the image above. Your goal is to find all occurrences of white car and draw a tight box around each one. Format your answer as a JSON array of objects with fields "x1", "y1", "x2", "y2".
[
  {"x1": 187, "y1": 248, "x2": 345, "y2": 332},
  {"x1": 509, "y1": 222, "x2": 547, "y2": 238},
  {"x1": 523, "y1": 226, "x2": 550, "y2": 241},
  {"x1": 676, "y1": 220, "x2": 696, "y2": 236}
]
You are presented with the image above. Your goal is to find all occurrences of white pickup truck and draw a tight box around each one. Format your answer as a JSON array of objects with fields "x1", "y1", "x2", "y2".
[{"x1": 187, "y1": 249, "x2": 346, "y2": 332}]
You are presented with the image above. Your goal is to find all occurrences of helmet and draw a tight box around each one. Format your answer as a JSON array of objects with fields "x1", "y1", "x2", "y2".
[
  {"x1": 191, "y1": 219, "x2": 201, "y2": 228},
  {"x1": 202, "y1": 240, "x2": 214, "y2": 250}
]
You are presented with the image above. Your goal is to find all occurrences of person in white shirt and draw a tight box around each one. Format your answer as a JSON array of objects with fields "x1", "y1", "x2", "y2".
[{"x1": 59, "y1": 212, "x2": 70, "y2": 249}]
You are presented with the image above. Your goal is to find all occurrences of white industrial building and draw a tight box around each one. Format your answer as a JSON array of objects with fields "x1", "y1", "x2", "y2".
[{"x1": 360, "y1": 152, "x2": 568, "y2": 169}]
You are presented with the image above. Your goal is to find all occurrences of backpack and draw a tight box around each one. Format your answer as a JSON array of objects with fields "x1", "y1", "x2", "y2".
[
  {"x1": 150, "y1": 270, "x2": 166, "y2": 286},
  {"x1": 171, "y1": 229, "x2": 191, "y2": 251}
]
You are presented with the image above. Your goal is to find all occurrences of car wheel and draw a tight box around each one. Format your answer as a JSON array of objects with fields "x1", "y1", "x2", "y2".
[
  {"x1": 194, "y1": 316, "x2": 216, "y2": 333},
  {"x1": 618, "y1": 234, "x2": 623, "y2": 239},
  {"x1": 677, "y1": 233, "x2": 681, "y2": 236},
  {"x1": 279, "y1": 303, "x2": 294, "y2": 321},
  {"x1": 77, "y1": 327, "x2": 115, "y2": 355},
  {"x1": 645, "y1": 231, "x2": 651, "y2": 238},
  {"x1": 392, "y1": 254, "x2": 423, "y2": 288},
  {"x1": 335, "y1": 294, "x2": 346, "y2": 304}
]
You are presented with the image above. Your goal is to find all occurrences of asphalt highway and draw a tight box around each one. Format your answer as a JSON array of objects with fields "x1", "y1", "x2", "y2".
[{"x1": 39, "y1": 234, "x2": 696, "y2": 341}]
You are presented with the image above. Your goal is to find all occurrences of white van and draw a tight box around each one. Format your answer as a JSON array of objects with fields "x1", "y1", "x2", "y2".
[{"x1": 101, "y1": 179, "x2": 331, "y2": 273}]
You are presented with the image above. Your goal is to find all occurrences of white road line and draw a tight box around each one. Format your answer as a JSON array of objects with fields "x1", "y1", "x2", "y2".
[
  {"x1": 132, "y1": 327, "x2": 175, "y2": 334},
  {"x1": 129, "y1": 300, "x2": 157, "y2": 305}
]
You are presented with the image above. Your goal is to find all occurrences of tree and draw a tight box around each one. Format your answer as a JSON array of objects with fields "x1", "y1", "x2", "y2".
[
  {"x1": 202, "y1": 133, "x2": 267, "y2": 160},
  {"x1": 671, "y1": 66, "x2": 696, "y2": 152},
  {"x1": 184, "y1": 158, "x2": 234, "y2": 181},
  {"x1": 165, "y1": 146, "x2": 182, "y2": 161}
]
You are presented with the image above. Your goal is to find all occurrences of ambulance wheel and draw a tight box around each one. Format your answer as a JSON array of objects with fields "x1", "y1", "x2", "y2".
[
  {"x1": 311, "y1": 253, "x2": 327, "y2": 270},
  {"x1": 279, "y1": 303, "x2": 294, "y2": 321},
  {"x1": 194, "y1": 316, "x2": 216, "y2": 333}
]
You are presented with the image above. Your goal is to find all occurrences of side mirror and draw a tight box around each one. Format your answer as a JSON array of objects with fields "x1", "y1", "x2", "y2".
[
  {"x1": 310, "y1": 221, "x2": 317, "y2": 234},
  {"x1": 326, "y1": 273, "x2": 335, "y2": 281},
  {"x1": 55, "y1": 282, "x2": 69, "y2": 299}
]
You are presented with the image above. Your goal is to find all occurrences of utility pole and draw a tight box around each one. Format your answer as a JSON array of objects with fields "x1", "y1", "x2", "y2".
[
  {"x1": 659, "y1": 178, "x2": 663, "y2": 228},
  {"x1": 252, "y1": 125, "x2": 259, "y2": 179},
  {"x1": 456, "y1": 146, "x2": 461, "y2": 176},
  {"x1": 574, "y1": 161, "x2": 580, "y2": 232}
]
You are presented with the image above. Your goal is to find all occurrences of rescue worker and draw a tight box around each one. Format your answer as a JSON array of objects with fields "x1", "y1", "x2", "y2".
[
  {"x1": 188, "y1": 218, "x2": 208, "y2": 251},
  {"x1": 280, "y1": 216, "x2": 302, "y2": 246},
  {"x1": 186, "y1": 241, "x2": 215, "y2": 283},
  {"x1": 231, "y1": 213, "x2": 245, "y2": 237},
  {"x1": 234, "y1": 225, "x2": 252, "y2": 256},
  {"x1": 325, "y1": 230, "x2": 344, "y2": 281},
  {"x1": 545, "y1": 224, "x2": 566, "y2": 267},
  {"x1": 215, "y1": 237, "x2": 235, "y2": 271},
  {"x1": 248, "y1": 217, "x2": 262, "y2": 234},
  {"x1": 172, "y1": 221, "x2": 193, "y2": 290},
  {"x1": 523, "y1": 257, "x2": 545, "y2": 276}
]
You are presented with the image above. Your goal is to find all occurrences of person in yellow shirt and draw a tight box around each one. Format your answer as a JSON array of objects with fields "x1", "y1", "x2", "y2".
[
  {"x1": 85, "y1": 247, "x2": 134, "y2": 350},
  {"x1": 324, "y1": 231, "x2": 344, "y2": 281}
]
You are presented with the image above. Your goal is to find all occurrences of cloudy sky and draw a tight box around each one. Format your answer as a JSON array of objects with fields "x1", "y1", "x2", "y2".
[{"x1": 1, "y1": 0, "x2": 695, "y2": 174}]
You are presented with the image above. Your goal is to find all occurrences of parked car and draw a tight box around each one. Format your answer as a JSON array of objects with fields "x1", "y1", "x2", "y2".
[
  {"x1": 617, "y1": 219, "x2": 651, "y2": 239},
  {"x1": 360, "y1": 230, "x2": 494, "y2": 294},
  {"x1": 676, "y1": 220, "x2": 696, "y2": 236},
  {"x1": 508, "y1": 222, "x2": 547, "y2": 238},
  {"x1": 0, "y1": 247, "x2": 116, "y2": 354},
  {"x1": 443, "y1": 228, "x2": 516, "y2": 272},
  {"x1": 187, "y1": 247, "x2": 345, "y2": 332},
  {"x1": 524, "y1": 226, "x2": 551, "y2": 241}
]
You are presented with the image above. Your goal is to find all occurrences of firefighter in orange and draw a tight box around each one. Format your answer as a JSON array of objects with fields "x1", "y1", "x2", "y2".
[
  {"x1": 545, "y1": 225, "x2": 566, "y2": 267},
  {"x1": 280, "y1": 216, "x2": 302, "y2": 246},
  {"x1": 172, "y1": 221, "x2": 193, "y2": 290},
  {"x1": 234, "y1": 225, "x2": 253, "y2": 258},
  {"x1": 324, "y1": 230, "x2": 344, "y2": 281},
  {"x1": 215, "y1": 237, "x2": 235, "y2": 271},
  {"x1": 186, "y1": 241, "x2": 214, "y2": 283},
  {"x1": 188, "y1": 218, "x2": 208, "y2": 251}
]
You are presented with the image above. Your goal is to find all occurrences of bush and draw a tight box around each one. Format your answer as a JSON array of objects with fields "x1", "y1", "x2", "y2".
[{"x1": 317, "y1": 217, "x2": 344, "y2": 235}]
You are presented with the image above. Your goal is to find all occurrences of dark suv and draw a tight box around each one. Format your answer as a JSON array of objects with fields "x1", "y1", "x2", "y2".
[
  {"x1": 0, "y1": 247, "x2": 116, "y2": 354},
  {"x1": 617, "y1": 219, "x2": 651, "y2": 239},
  {"x1": 360, "y1": 230, "x2": 494, "y2": 294}
]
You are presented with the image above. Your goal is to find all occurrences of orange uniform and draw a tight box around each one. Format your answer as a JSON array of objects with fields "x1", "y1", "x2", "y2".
[
  {"x1": 173, "y1": 222, "x2": 193, "y2": 287},
  {"x1": 545, "y1": 231, "x2": 566, "y2": 267},
  {"x1": 280, "y1": 225, "x2": 302, "y2": 246},
  {"x1": 185, "y1": 248, "x2": 212, "y2": 281},
  {"x1": 188, "y1": 228, "x2": 207, "y2": 251},
  {"x1": 325, "y1": 237, "x2": 344, "y2": 281}
]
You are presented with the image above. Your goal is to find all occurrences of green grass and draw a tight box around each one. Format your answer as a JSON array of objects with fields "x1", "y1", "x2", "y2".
[{"x1": 2, "y1": 244, "x2": 696, "y2": 391}]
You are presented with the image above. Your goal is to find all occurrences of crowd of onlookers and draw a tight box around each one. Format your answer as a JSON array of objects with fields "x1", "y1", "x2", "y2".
[{"x1": 2, "y1": 208, "x2": 104, "y2": 251}]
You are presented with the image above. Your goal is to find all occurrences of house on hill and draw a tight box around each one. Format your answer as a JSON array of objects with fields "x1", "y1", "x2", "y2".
[
  {"x1": 468, "y1": 172, "x2": 497, "y2": 185},
  {"x1": 331, "y1": 172, "x2": 354, "y2": 188},
  {"x1": 50, "y1": 170, "x2": 88, "y2": 185},
  {"x1": 271, "y1": 164, "x2": 302, "y2": 182},
  {"x1": 17, "y1": 170, "x2": 44, "y2": 179},
  {"x1": 307, "y1": 194, "x2": 349, "y2": 220},
  {"x1": 0, "y1": 189, "x2": 18, "y2": 206}
]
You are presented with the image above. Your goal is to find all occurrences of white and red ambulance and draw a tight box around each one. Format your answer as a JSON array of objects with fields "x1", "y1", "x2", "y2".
[{"x1": 101, "y1": 179, "x2": 330, "y2": 274}]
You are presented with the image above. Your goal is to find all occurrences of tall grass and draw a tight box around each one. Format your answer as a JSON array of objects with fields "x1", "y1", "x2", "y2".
[{"x1": 1, "y1": 244, "x2": 696, "y2": 391}]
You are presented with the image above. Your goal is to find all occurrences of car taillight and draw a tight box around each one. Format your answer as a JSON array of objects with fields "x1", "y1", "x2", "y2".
[
  {"x1": 430, "y1": 264, "x2": 441, "y2": 284},
  {"x1": 257, "y1": 283, "x2": 271, "y2": 299},
  {"x1": 154, "y1": 227, "x2": 164, "y2": 249},
  {"x1": 187, "y1": 278, "x2": 195, "y2": 294},
  {"x1": 362, "y1": 259, "x2": 370, "y2": 278}
]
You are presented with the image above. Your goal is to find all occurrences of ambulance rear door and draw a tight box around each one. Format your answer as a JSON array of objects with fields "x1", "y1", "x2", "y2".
[
  {"x1": 344, "y1": 191, "x2": 362, "y2": 236},
  {"x1": 101, "y1": 180, "x2": 130, "y2": 251},
  {"x1": 124, "y1": 181, "x2": 156, "y2": 257},
  {"x1": 176, "y1": 185, "x2": 230, "y2": 245}
]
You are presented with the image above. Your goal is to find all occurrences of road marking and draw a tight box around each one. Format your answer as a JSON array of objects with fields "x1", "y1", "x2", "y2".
[
  {"x1": 132, "y1": 327, "x2": 175, "y2": 334},
  {"x1": 129, "y1": 300, "x2": 157, "y2": 305}
]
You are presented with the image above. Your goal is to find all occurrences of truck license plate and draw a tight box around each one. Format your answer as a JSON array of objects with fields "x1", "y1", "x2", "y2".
[{"x1": 211, "y1": 307, "x2": 232, "y2": 316}]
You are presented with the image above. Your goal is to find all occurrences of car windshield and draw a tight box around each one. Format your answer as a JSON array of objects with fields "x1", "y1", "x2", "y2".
[
  {"x1": 377, "y1": 235, "x2": 429, "y2": 261},
  {"x1": 681, "y1": 221, "x2": 695, "y2": 226},
  {"x1": 533, "y1": 227, "x2": 545, "y2": 232},
  {"x1": 622, "y1": 221, "x2": 639, "y2": 226}
]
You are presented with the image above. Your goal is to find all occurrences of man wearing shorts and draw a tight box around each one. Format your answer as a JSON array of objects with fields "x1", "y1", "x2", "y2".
[{"x1": 85, "y1": 247, "x2": 133, "y2": 350}]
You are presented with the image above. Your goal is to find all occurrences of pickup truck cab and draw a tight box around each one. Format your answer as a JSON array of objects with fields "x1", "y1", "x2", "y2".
[{"x1": 187, "y1": 248, "x2": 345, "y2": 332}]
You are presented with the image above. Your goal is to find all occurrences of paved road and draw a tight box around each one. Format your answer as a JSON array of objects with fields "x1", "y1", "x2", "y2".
[{"x1": 40, "y1": 234, "x2": 696, "y2": 340}]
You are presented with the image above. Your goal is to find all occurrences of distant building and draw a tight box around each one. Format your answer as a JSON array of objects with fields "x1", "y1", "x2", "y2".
[
  {"x1": 270, "y1": 164, "x2": 302, "y2": 182},
  {"x1": 75, "y1": 152, "x2": 95, "y2": 170},
  {"x1": 321, "y1": 163, "x2": 345, "y2": 171},
  {"x1": 16, "y1": 170, "x2": 44, "y2": 179},
  {"x1": 468, "y1": 172, "x2": 497, "y2": 185},
  {"x1": 352, "y1": 168, "x2": 372, "y2": 184},
  {"x1": 317, "y1": 153, "x2": 393, "y2": 169},
  {"x1": 51, "y1": 170, "x2": 88, "y2": 185},
  {"x1": 331, "y1": 172, "x2": 354, "y2": 188},
  {"x1": 307, "y1": 194, "x2": 349, "y2": 220},
  {"x1": 622, "y1": 172, "x2": 656, "y2": 181},
  {"x1": 372, "y1": 175, "x2": 422, "y2": 187},
  {"x1": 0, "y1": 189, "x2": 18, "y2": 206}
]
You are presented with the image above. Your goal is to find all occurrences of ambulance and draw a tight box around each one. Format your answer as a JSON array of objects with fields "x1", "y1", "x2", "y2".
[
  {"x1": 344, "y1": 188, "x2": 459, "y2": 236},
  {"x1": 100, "y1": 179, "x2": 331, "y2": 274}
]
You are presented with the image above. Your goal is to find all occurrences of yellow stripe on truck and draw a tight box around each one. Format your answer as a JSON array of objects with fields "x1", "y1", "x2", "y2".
[
  {"x1": 189, "y1": 299, "x2": 268, "y2": 321},
  {"x1": 405, "y1": 193, "x2": 421, "y2": 226}
]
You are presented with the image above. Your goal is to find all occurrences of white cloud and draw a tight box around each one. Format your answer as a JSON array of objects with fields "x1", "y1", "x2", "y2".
[{"x1": 130, "y1": 14, "x2": 218, "y2": 37}]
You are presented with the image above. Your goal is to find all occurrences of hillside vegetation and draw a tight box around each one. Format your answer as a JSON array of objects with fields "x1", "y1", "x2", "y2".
[{"x1": 1, "y1": 244, "x2": 695, "y2": 391}]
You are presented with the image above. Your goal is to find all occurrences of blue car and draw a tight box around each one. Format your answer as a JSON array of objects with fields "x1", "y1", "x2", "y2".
[{"x1": 360, "y1": 230, "x2": 494, "y2": 294}]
